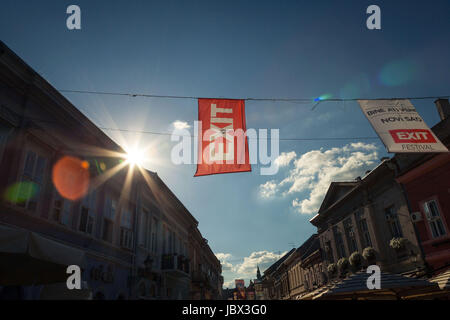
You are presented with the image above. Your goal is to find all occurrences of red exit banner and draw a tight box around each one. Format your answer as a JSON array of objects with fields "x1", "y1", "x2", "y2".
[{"x1": 195, "y1": 99, "x2": 251, "y2": 177}]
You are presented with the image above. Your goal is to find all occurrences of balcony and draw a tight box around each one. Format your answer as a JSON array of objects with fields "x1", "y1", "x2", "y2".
[
  {"x1": 191, "y1": 270, "x2": 218, "y2": 290},
  {"x1": 191, "y1": 270, "x2": 208, "y2": 284},
  {"x1": 161, "y1": 254, "x2": 190, "y2": 278}
]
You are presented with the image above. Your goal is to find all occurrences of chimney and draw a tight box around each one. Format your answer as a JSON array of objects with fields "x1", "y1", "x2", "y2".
[{"x1": 434, "y1": 99, "x2": 450, "y2": 121}]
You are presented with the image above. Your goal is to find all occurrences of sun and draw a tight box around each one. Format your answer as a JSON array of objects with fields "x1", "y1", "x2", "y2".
[{"x1": 125, "y1": 147, "x2": 145, "y2": 167}]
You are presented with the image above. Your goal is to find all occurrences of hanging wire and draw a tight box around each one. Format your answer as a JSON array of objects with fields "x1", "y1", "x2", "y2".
[
  {"x1": 12, "y1": 89, "x2": 448, "y2": 142},
  {"x1": 59, "y1": 89, "x2": 450, "y2": 104}
]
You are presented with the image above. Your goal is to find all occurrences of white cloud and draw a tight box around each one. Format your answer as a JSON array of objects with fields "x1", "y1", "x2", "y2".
[
  {"x1": 274, "y1": 151, "x2": 297, "y2": 167},
  {"x1": 259, "y1": 142, "x2": 379, "y2": 214},
  {"x1": 234, "y1": 250, "x2": 287, "y2": 277},
  {"x1": 216, "y1": 253, "x2": 232, "y2": 261},
  {"x1": 172, "y1": 120, "x2": 191, "y2": 130},
  {"x1": 259, "y1": 180, "x2": 278, "y2": 198},
  {"x1": 216, "y1": 253, "x2": 234, "y2": 271},
  {"x1": 218, "y1": 250, "x2": 287, "y2": 289},
  {"x1": 223, "y1": 280, "x2": 236, "y2": 289}
]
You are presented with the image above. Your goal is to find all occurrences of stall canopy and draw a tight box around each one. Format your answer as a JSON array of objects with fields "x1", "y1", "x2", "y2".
[
  {"x1": 430, "y1": 268, "x2": 450, "y2": 291},
  {"x1": 313, "y1": 271, "x2": 441, "y2": 300},
  {"x1": 0, "y1": 225, "x2": 86, "y2": 286},
  {"x1": 39, "y1": 281, "x2": 92, "y2": 300}
]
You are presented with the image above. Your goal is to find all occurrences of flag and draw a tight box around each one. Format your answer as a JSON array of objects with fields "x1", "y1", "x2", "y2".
[
  {"x1": 358, "y1": 99, "x2": 448, "y2": 153},
  {"x1": 195, "y1": 98, "x2": 251, "y2": 176}
]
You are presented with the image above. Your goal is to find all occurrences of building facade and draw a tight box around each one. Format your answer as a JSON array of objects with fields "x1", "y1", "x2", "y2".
[
  {"x1": 261, "y1": 249, "x2": 295, "y2": 300},
  {"x1": 310, "y1": 159, "x2": 426, "y2": 279},
  {"x1": 189, "y1": 228, "x2": 223, "y2": 300},
  {"x1": 0, "y1": 41, "x2": 222, "y2": 300},
  {"x1": 261, "y1": 235, "x2": 325, "y2": 300},
  {"x1": 395, "y1": 99, "x2": 450, "y2": 276}
]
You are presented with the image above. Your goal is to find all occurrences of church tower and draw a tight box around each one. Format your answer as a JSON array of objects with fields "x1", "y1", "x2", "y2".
[{"x1": 256, "y1": 265, "x2": 262, "y2": 280}]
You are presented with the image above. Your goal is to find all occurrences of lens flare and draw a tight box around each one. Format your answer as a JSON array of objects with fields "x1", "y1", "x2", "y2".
[
  {"x1": 125, "y1": 148, "x2": 145, "y2": 167},
  {"x1": 314, "y1": 93, "x2": 332, "y2": 102},
  {"x1": 339, "y1": 73, "x2": 371, "y2": 98},
  {"x1": 52, "y1": 156, "x2": 90, "y2": 201},
  {"x1": 379, "y1": 59, "x2": 419, "y2": 87},
  {"x1": 3, "y1": 181, "x2": 38, "y2": 203}
]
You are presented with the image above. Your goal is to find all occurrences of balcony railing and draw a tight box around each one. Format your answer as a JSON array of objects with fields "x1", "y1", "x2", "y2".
[
  {"x1": 191, "y1": 270, "x2": 219, "y2": 290},
  {"x1": 161, "y1": 254, "x2": 190, "y2": 276}
]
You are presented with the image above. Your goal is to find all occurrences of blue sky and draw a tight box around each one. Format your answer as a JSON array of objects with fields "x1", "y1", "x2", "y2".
[{"x1": 1, "y1": 0, "x2": 449, "y2": 288}]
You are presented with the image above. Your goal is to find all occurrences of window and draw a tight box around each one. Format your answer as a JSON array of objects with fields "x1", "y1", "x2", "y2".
[
  {"x1": 333, "y1": 225, "x2": 346, "y2": 259},
  {"x1": 151, "y1": 218, "x2": 158, "y2": 254},
  {"x1": 166, "y1": 229, "x2": 176, "y2": 254},
  {"x1": 162, "y1": 225, "x2": 167, "y2": 254},
  {"x1": 183, "y1": 241, "x2": 187, "y2": 257},
  {"x1": 343, "y1": 218, "x2": 358, "y2": 253},
  {"x1": 51, "y1": 190, "x2": 72, "y2": 226},
  {"x1": 168, "y1": 230, "x2": 174, "y2": 254},
  {"x1": 0, "y1": 121, "x2": 12, "y2": 164},
  {"x1": 102, "y1": 196, "x2": 116, "y2": 243},
  {"x1": 424, "y1": 200, "x2": 447, "y2": 238},
  {"x1": 139, "y1": 208, "x2": 152, "y2": 249},
  {"x1": 325, "y1": 240, "x2": 334, "y2": 262},
  {"x1": 120, "y1": 208, "x2": 133, "y2": 249},
  {"x1": 16, "y1": 150, "x2": 47, "y2": 212},
  {"x1": 79, "y1": 191, "x2": 96, "y2": 235},
  {"x1": 357, "y1": 212, "x2": 372, "y2": 248},
  {"x1": 385, "y1": 206, "x2": 403, "y2": 238}
]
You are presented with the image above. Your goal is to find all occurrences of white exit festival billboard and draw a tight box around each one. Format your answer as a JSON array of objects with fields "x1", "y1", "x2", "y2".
[{"x1": 358, "y1": 99, "x2": 448, "y2": 153}]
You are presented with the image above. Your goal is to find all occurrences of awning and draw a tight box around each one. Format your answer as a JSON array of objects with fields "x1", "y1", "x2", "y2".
[
  {"x1": 39, "y1": 281, "x2": 92, "y2": 300},
  {"x1": 312, "y1": 271, "x2": 441, "y2": 300},
  {"x1": 0, "y1": 224, "x2": 86, "y2": 286}
]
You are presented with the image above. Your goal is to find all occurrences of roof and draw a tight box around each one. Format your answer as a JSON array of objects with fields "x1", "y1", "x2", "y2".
[
  {"x1": 310, "y1": 159, "x2": 393, "y2": 226},
  {"x1": 317, "y1": 182, "x2": 358, "y2": 214},
  {"x1": 299, "y1": 234, "x2": 320, "y2": 260},
  {"x1": 0, "y1": 40, "x2": 126, "y2": 155},
  {"x1": 263, "y1": 248, "x2": 296, "y2": 276},
  {"x1": 285, "y1": 234, "x2": 320, "y2": 266}
]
